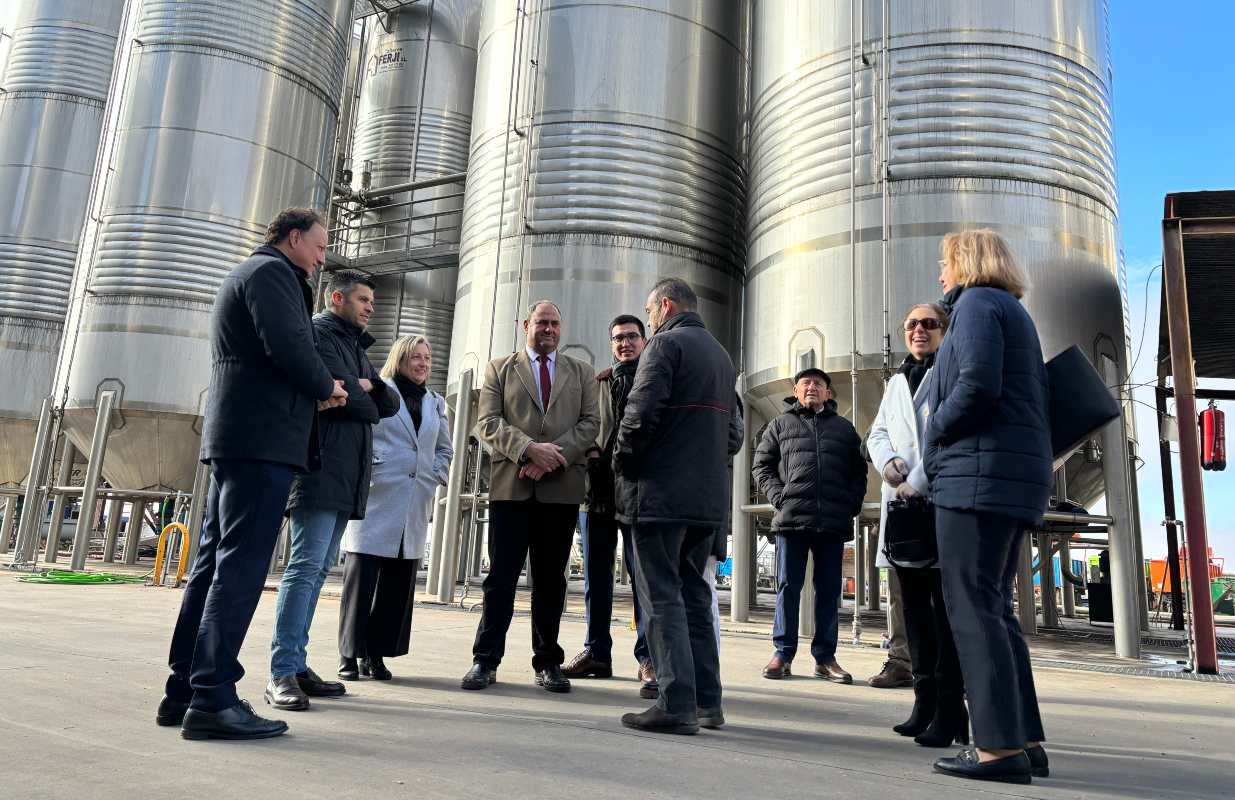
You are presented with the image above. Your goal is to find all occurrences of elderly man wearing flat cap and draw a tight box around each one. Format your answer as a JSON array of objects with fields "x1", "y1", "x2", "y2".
[{"x1": 752, "y1": 367, "x2": 869, "y2": 684}]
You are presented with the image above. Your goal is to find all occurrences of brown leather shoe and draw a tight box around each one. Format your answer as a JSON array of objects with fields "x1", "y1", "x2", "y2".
[
  {"x1": 562, "y1": 650, "x2": 613, "y2": 679},
  {"x1": 762, "y1": 655, "x2": 791, "y2": 679},
  {"x1": 638, "y1": 661, "x2": 659, "y2": 699},
  {"x1": 867, "y1": 658, "x2": 914, "y2": 689},
  {"x1": 814, "y1": 660, "x2": 853, "y2": 684}
]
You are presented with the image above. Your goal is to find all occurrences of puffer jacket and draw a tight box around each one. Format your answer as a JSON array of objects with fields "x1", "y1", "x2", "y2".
[
  {"x1": 752, "y1": 398, "x2": 868, "y2": 538},
  {"x1": 922, "y1": 285, "x2": 1052, "y2": 525}
]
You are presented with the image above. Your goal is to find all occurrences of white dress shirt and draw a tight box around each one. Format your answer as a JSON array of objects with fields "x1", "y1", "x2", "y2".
[{"x1": 525, "y1": 345, "x2": 557, "y2": 410}]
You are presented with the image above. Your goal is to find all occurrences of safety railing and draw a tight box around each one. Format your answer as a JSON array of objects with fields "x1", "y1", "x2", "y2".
[{"x1": 328, "y1": 172, "x2": 466, "y2": 272}]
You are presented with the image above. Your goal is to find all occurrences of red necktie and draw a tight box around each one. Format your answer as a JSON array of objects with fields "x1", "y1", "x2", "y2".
[{"x1": 538, "y1": 355, "x2": 552, "y2": 411}]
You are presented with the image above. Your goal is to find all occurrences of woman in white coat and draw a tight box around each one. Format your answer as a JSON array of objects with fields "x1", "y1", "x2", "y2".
[
  {"x1": 338, "y1": 335, "x2": 453, "y2": 681},
  {"x1": 867, "y1": 303, "x2": 964, "y2": 747}
]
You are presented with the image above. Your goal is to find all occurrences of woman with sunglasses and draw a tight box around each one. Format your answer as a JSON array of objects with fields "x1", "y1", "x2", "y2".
[
  {"x1": 868, "y1": 304, "x2": 964, "y2": 749},
  {"x1": 923, "y1": 230, "x2": 1052, "y2": 785}
]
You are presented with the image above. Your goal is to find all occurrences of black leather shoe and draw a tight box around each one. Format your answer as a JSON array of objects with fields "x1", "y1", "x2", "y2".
[
  {"x1": 361, "y1": 656, "x2": 392, "y2": 681},
  {"x1": 697, "y1": 707, "x2": 725, "y2": 730},
  {"x1": 156, "y1": 696, "x2": 189, "y2": 727},
  {"x1": 1026, "y1": 745, "x2": 1050, "y2": 778},
  {"x1": 181, "y1": 701, "x2": 289, "y2": 741},
  {"x1": 933, "y1": 748, "x2": 1031, "y2": 785},
  {"x1": 338, "y1": 657, "x2": 360, "y2": 681},
  {"x1": 264, "y1": 675, "x2": 310, "y2": 711},
  {"x1": 535, "y1": 665, "x2": 571, "y2": 693},
  {"x1": 562, "y1": 650, "x2": 614, "y2": 678},
  {"x1": 461, "y1": 663, "x2": 497, "y2": 690},
  {"x1": 621, "y1": 706, "x2": 699, "y2": 735},
  {"x1": 298, "y1": 666, "x2": 346, "y2": 697}
]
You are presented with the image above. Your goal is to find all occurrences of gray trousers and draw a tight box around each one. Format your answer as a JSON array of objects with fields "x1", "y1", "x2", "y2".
[
  {"x1": 631, "y1": 523, "x2": 722, "y2": 715},
  {"x1": 886, "y1": 567, "x2": 912, "y2": 665}
]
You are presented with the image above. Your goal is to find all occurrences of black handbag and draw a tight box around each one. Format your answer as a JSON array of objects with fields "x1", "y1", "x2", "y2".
[
  {"x1": 883, "y1": 496, "x2": 938, "y2": 568},
  {"x1": 1046, "y1": 345, "x2": 1121, "y2": 468}
]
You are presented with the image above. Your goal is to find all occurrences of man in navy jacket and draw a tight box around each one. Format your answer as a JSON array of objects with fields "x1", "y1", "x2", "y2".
[{"x1": 158, "y1": 208, "x2": 348, "y2": 741}]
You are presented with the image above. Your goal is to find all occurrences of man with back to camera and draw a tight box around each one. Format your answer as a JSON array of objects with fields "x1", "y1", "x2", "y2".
[
  {"x1": 562, "y1": 314, "x2": 657, "y2": 699},
  {"x1": 462, "y1": 300, "x2": 600, "y2": 694},
  {"x1": 614, "y1": 277, "x2": 743, "y2": 735},
  {"x1": 157, "y1": 208, "x2": 349, "y2": 741},
  {"x1": 266, "y1": 269, "x2": 400, "y2": 711},
  {"x1": 753, "y1": 368, "x2": 868, "y2": 685}
]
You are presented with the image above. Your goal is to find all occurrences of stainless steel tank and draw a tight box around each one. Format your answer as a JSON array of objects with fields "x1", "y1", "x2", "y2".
[
  {"x1": 0, "y1": 0, "x2": 124, "y2": 486},
  {"x1": 350, "y1": 1, "x2": 482, "y2": 387},
  {"x1": 447, "y1": 0, "x2": 749, "y2": 391},
  {"x1": 745, "y1": 0, "x2": 1123, "y2": 503},
  {"x1": 56, "y1": 0, "x2": 356, "y2": 491}
]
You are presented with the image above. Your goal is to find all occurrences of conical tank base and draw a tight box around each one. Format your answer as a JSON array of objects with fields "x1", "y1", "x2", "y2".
[{"x1": 60, "y1": 407, "x2": 201, "y2": 492}]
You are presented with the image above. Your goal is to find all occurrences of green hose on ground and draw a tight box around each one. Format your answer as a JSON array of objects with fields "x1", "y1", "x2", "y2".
[{"x1": 17, "y1": 569, "x2": 147, "y2": 585}]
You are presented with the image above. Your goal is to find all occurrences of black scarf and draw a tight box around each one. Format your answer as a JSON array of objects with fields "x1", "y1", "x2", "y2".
[
  {"x1": 393, "y1": 373, "x2": 427, "y2": 432},
  {"x1": 605, "y1": 358, "x2": 639, "y2": 454},
  {"x1": 899, "y1": 352, "x2": 935, "y2": 397}
]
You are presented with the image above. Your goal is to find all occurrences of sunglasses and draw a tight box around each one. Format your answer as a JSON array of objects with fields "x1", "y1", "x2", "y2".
[{"x1": 904, "y1": 318, "x2": 942, "y2": 331}]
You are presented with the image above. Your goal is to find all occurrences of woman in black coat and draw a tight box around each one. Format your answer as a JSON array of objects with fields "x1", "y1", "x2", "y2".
[{"x1": 922, "y1": 230, "x2": 1052, "y2": 785}]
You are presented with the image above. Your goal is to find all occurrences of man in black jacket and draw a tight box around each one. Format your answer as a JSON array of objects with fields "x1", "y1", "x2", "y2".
[
  {"x1": 752, "y1": 368, "x2": 868, "y2": 684},
  {"x1": 266, "y1": 269, "x2": 399, "y2": 711},
  {"x1": 615, "y1": 278, "x2": 742, "y2": 735},
  {"x1": 159, "y1": 208, "x2": 348, "y2": 741}
]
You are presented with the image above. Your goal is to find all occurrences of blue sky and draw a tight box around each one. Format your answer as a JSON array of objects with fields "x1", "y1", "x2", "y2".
[{"x1": 1112, "y1": 1, "x2": 1235, "y2": 566}]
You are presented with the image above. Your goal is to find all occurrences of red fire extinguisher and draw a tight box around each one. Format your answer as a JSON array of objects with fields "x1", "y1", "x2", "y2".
[{"x1": 1200, "y1": 400, "x2": 1225, "y2": 471}]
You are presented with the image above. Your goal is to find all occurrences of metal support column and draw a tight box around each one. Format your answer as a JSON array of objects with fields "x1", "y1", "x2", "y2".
[
  {"x1": 1016, "y1": 531, "x2": 1037, "y2": 635},
  {"x1": 184, "y1": 462, "x2": 210, "y2": 568},
  {"x1": 102, "y1": 497, "x2": 124, "y2": 563},
  {"x1": 123, "y1": 499, "x2": 147, "y2": 565},
  {"x1": 12, "y1": 396, "x2": 57, "y2": 566},
  {"x1": 1162, "y1": 217, "x2": 1218, "y2": 673},
  {"x1": 851, "y1": 522, "x2": 864, "y2": 643},
  {"x1": 1097, "y1": 357, "x2": 1142, "y2": 659},
  {"x1": 69, "y1": 391, "x2": 116, "y2": 571},
  {"x1": 799, "y1": 551, "x2": 815, "y2": 639},
  {"x1": 44, "y1": 439, "x2": 77, "y2": 563},
  {"x1": 866, "y1": 525, "x2": 880, "y2": 612},
  {"x1": 426, "y1": 485, "x2": 447, "y2": 592},
  {"x1": 729, "y1": 392, "x2": 753, "y2": 622},
  {"x1": 1155, "y1": 384, "x2": 1185, "y2": 630},
  {"x1": 0, "y1": 496, "x2": 17, "y2": 554},
  {"x1": 1040, "y1": 533, "x2": 1059, "y2": 628},
  {"x1": 437, "y1": 368, "x2": 474, "y2": 603},
  {"x1": 1060, "y1": 538, "x2": 1076, "y2": 618}
]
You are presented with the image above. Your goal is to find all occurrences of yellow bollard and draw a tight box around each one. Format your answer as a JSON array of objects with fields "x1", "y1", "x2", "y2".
[{"x1": 151, "y1": 523, "x2": 189, "y2": 587}]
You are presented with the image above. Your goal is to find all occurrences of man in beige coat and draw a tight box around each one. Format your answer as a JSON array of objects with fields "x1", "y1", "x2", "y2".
[{"x1": 462, "y1": 300, "x2": 600, "y2": 694}]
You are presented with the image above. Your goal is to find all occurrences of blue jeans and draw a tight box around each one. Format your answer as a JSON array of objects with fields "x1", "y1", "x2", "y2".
[
  {"x1": 270, "y1": 508, "x2": 349, "y2": 678},
  {"x1": 772, "y1": 535, "x2": 844, "y2": 663},
  {"x1": 582, "y1": 510, "x2": 650, "y2": 665}
]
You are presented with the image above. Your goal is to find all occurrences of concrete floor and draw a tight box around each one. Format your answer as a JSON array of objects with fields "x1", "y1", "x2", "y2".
[{"x1": 1, "y1": 574, "x2": 1231, "y2": 800}]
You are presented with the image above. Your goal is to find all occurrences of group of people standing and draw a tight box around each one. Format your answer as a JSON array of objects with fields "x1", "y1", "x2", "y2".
[{"x1": 154, "y1": 205, "x2": 1052, "y2": 786}]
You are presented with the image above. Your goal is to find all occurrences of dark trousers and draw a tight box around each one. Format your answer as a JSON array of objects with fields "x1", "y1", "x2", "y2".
[
  {"x1": 771, "y1": 535, "x2": 844, "y2": 663},
  {"x1": 936, "y1": 507, "x2": 1046, "y2": 749},
  {"x1": 472, "y1": 498, "x2": 577, "y2": 671},
  {"x1": 339, "y1": 552, "x2": 419, "y2": 659},
  {"x1": 894, "y1": 565, "x2": 963, "y2": 704},
  {"x1": 165, "y1": 459, "x2": 294, "y2": 712},
  {"x1": 631, "y1": 523, "x2": 721, "y2": 715},
  {"x1": 582, "y1": 510, "x2": 650, "y2": 665}
]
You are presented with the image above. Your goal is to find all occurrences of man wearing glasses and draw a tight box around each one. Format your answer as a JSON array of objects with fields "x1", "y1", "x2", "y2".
[{"x1": 563, "y1": 315, "x2": 657, "y2": 700}]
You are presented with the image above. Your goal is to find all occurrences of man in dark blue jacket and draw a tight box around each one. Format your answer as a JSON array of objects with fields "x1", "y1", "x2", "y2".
[
  {"x1": 266, "y1": 269, "x2": 399, "y2": 711},
  {"x1": 614, "y1": 278, "x2": 742, "y2": 735},
  {"x1": 158, "y1": 208, "x2": 348, "y2": 741}
]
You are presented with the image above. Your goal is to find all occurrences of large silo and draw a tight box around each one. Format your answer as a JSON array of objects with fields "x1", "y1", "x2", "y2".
[
  {"x1": 447, "y1": 0, "x2": 749, "y2": 390},
  {"x1": 56, "y1": 0, "x2": 356, "y2": 491},
  {"x1": 0, "y1": 1, "x2": 124, "y2": 486},
  {"x1": 350, "y1": 1, "x2": 482, "y2": 391},
  {"x1": 744, "y1": 0, "x2": 1123, "y2": 481}
]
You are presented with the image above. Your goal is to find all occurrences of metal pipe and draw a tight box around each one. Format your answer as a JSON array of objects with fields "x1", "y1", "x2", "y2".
[
  {"x1": 184, "y1": 461, "x2": 210, "y2": 569},
  {"x1": 1059, "y1": 538, "x2": 1076, "y2": 617},
  {"x1": 102, "y1": 497, "x2": 124, "y2": 563},
  {"x1": 44, "y1": 440, "x2": 78, "y2": 563},
  {"x1": 866, "y1": 524, "x2": 880, "y2": 612},
  {"x1": 123, "y1": 499, "x2": 146, "y2": 566},
  {"x1": 1097, "y1": 355, "x2": 1141, "y2": 659},
  {"x1": 1161, "y1": 216, "x2": 1218, "y2": 673},
  {"x1": 12, "y1": 396, "x2": 57, "y2": 566},
  {"x1": 730, "y1": 375, "x2": 752, "y2": 622},
  {"x1": 437, "y1": 368, "x2": 474, "y2": 603},
  {"x1": 69, "y1": 390, "x2": 116, "y2": 571},
  {"x1": 851, "y1": 522, "x2": 864, "y2": 643},
  {"x1": 1155, "y1": 383, "x2": 1185, "y2": 630},
  {"x1": 1016, "y1": 531, "x2": 1037, "y2": 634},
  {"x1": 43, "y1": 486, "x2": 174, "y2": 500},
  {"x1": 425, "y1": 484, "x2": 447, "y2": 592},
  {"x1": 1040, "y1": 532, "x2": 1059, "y2": 628},
  {"x1": 879, "y1": 0, "x2": 892, "y2": 376},
  {"x1": 335, "y1": 171, "x2": 468, "y2": 204},
  {"x1": 1128, "y1": 441, "x2": 1150, "y2": 631},
  {"x1": 0, "y1": 496, "x2": 17, "y2": 554}
]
